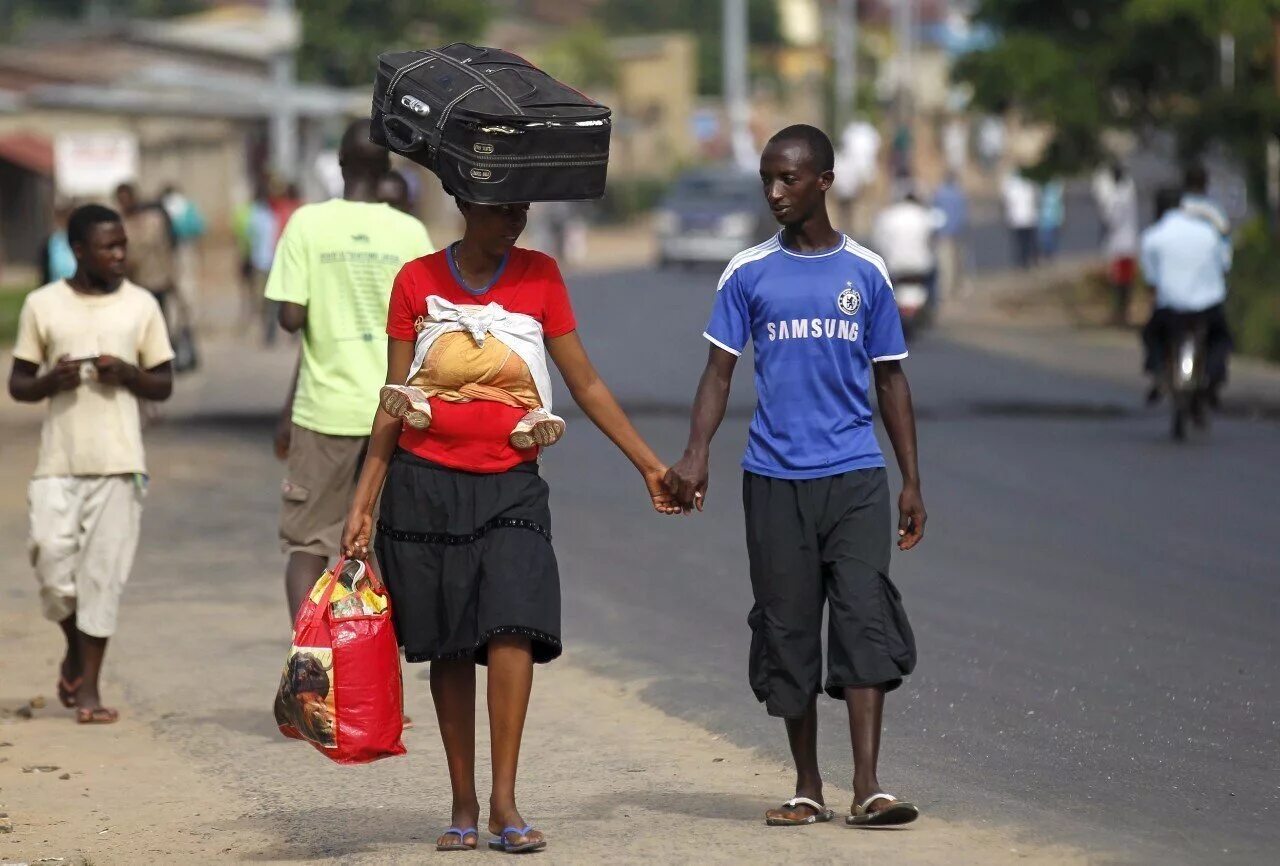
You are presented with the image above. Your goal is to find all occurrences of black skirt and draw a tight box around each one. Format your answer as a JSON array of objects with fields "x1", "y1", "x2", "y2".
[{"x1": 374, "y1": 450, "x2": 562, "y2": 664}]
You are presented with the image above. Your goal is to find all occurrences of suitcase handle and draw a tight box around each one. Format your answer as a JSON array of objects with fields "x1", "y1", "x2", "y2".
[{"x1": 381, "y1": 115, "x2": 426, "y2": 152}]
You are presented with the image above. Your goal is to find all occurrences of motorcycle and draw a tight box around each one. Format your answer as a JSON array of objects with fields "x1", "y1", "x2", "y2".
[
  {"x1": 892, "y1": 271, "x2": 934, "y2": 340},
  {"x1": 1165, "y1": 311, "x2": 1211, "y2": 441}
]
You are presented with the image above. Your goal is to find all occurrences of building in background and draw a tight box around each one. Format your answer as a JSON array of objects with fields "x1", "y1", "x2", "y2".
[{"x1": 0, "y1": 3, "x2": 359, "y2": 282}]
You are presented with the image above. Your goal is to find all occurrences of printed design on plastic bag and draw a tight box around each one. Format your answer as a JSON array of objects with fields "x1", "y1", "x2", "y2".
[
  {"x1": 309, "y1": 563, "x2": 389, "y2": 619},
  {"x1": 274, "y1": 645, "x2": 337, "y2": 748}
]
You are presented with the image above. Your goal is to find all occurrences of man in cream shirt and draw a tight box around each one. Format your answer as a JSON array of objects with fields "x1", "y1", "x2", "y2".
[{"x1": 8, "y1": 204, "x2": 175, "y2": 725}]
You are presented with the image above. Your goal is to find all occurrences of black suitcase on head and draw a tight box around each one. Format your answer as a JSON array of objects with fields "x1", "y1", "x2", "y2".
[{"x1": 371, "y1": 44, "x2": 611, "y2": 204}]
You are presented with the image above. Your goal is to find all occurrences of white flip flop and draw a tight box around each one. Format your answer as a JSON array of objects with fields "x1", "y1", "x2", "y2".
[
  {"x1": 847, "y1": 792, "x2": 920, "y2": 827},
  {"x1": 765, "y1": 796, "x2": 836, "y2": 826}
]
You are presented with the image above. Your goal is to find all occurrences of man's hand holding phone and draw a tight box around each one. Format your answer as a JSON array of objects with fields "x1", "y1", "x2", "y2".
[{"x1": 44, "y1": 355, "x2": 87, "y2": 394}]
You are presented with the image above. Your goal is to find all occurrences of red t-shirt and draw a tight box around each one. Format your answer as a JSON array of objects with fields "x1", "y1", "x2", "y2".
[{"x1": 386, "y1": 246, "x2": 577, "y2": 473}]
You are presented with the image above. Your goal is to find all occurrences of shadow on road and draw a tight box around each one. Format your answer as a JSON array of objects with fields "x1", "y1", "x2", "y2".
[{"x1": 225, "y1": 806, "x2": 442, "y2": 862}]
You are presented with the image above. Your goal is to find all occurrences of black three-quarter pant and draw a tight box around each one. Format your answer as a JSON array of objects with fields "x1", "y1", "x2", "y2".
[{"x1": 743, "y1": 467, "x2": 916, "y2": 719}]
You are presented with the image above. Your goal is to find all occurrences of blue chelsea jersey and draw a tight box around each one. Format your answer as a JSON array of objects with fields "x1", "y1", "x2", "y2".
[{"x1": 703, "y1": 233, "x2": 908, "y2": 480}]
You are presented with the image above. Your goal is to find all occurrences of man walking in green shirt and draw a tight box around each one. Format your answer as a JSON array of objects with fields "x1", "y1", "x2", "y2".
[{"x1": 267, "y1": 120, "x2": 433, "y2": 616}]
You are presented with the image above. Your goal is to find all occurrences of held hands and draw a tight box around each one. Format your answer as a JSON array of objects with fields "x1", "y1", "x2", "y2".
[
  {"x1": 645, "y1": 466, "x2": 684, "y2": 515},
  {"x1": 897, "y1": 483, "x2": 927, "y2": 551},
  {"x1": 662, "y1": 452, "x2": 708, "y2": 515}
]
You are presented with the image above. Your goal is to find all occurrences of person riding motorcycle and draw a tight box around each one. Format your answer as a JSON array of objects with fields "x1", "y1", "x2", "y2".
[
  {"x1": 872, "y1": 185, "x2": 946, "y2": 302},
  {"x1": 1139, "y1": 164, "x2": 1233, "y2": 406}
]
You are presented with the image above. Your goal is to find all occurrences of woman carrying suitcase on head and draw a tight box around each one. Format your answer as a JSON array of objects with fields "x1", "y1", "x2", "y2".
[{"x1": 341, "y1": 196, "x2": 680, "y2": 854}]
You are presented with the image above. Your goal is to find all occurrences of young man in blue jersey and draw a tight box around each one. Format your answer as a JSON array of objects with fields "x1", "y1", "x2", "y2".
[{"x1": 666, "y1": 125, "x2": 925, "y2": 828}]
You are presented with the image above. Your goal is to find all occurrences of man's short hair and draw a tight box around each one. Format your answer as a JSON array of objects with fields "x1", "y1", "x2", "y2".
[
  {"x1": 1154, "y1": 186, "x2": 1182, "y2": 220},
  {"x1": 767, "y1": 124, "x2": 836, "y2": 174},
  {"x1": 1183, "y1": 162, "x2": 1209, "y2": 194},
  {"x1": 67, "y1": 204, "x2": 122, "y2": 247}
]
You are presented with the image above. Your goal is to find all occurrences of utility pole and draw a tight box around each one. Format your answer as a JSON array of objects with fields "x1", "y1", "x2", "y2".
[
  {"x1": 723, "y1": 0, "x2": 755, "y2": 170},
  {"x1": 893, "y1": 0, "x2": 914, "y2": 112},
  {"x1": 269, "y1": 0, "x2": 299, "y2": 182},
  {"x1": 833, "y1": 0, "x2": 858, "y2": 132},
  {"x1": 85, "y1": 0, "x2": 112, "y2": 25},
  {"x1": 1219, "y1": 32, "x2": 1236, "y2": 91}
]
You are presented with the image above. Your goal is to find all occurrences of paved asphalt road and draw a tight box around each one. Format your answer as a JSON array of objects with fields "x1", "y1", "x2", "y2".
[{"x1": 527, "y1": 264, "x2": 1278, "y2": 863}]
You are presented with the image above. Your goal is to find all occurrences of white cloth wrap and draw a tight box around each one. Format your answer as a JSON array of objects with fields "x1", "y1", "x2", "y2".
[{"x1": 407, "y1": 295, "x2": 554, "y2": 414}]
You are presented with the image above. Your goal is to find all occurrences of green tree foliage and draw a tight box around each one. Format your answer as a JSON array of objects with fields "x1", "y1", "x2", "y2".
[
  {"x1": 599, "y1": 0, "x2": 782, "y2": 94},
  {"x1": 298, "y1": 0, "x2": 490, "y2": 87},
  {"x1": 2, "y1": 0, "x2": 201, "y2": 36},
  {"x1": 956, "y1": 0, "x2": 1280, "y2": 190},
  {"x1": 957, "y1": 1, "x2": 1280, "y2": 360}
]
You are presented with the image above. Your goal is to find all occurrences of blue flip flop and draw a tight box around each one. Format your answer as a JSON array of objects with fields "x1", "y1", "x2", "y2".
[
  {"x1": 436, "y1": 826, "x2": 478, "y2": 851},
  {"x1": 487, "y1": 825, "x2": 546, "y2": 854}
]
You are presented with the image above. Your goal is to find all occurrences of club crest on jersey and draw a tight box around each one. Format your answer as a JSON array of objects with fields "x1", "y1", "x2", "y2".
[{"x1": 837, "y1": 282, "x2": 861, "y2": 316}]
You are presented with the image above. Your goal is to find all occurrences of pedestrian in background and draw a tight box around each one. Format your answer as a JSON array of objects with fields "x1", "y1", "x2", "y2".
[
  {"x1": 1001, "y1": 168, "x2": 1039, "y2": 269},
  {"x1": 1097, "y1": 162, "x2": 1139, "y2": 324},
  {"x1": 977, "y1": 115, "x2": 1005, "y2": 174},
  {"x1": 271, "y1": 181, "x2": 304, "y2": 242},
  {"x1": 37, "y1": 199, "x2": 78, "y2": 285},
  {"x1": 834, "y1": 116, "x2": 881, "y2": 237},
  {"x1": 161, "y1": 183, "x2": 206, "y2": 327},
  {"x1": 231, "y1": 192, "x2": 256, "y2": 330},
  {"x1": 933, "y1": 172, "x2": 968, "y2": 299},
  {"x1": 890, "y1": 116, "x2": 913, "y2": 180},
  {"x1": 942, "y1": 115, "x2": 968, "y2": 176},
  {"x1": 7, "y1": 204, "x2": 174, "y2": 725},
  {"x1": 115, "y1": 182, "x2": 178, "y2": 323},
  {"x1": 266, "y1": 120, "x2": 433, "y2": 619},
  {"x1": 1038, "y1": 178, "x2": 1065, "y2": 261},
  {"x1": 246, "y1": 183, "x2": 279, "y2": 345}
]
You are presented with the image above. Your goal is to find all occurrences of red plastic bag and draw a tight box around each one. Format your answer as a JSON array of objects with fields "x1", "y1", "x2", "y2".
[{"x1": 273, "y1": 558, "x2": 406, "y2": 764}]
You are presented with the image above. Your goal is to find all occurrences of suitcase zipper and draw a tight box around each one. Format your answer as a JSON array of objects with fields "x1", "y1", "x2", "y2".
[
  {"x1": 441, "y1": 141, "x2": 603, "y2": 163},
  {"x1": 441, "y1": 141, "x2": 607, "y2": 168}
]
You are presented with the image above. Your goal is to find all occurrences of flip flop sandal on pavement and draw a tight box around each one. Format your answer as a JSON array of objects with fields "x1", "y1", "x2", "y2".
[
  {"x1": 765, "y1": 796, "x2": 836, "y2": 826},
  {"x1": 57, "y1": 675, "x2": 82, "y2": 708},
  {"x1": 488, "y1": 825, "x2": 547, "y2": 854},
  {"x1": 436, "y1": 827, "x2": 478, "y2": 851},
  {"x1": 76, "y1": 707, "x2": 119, "y2": 725},
  {"x1": 847, "y1": 793, "x2": 920, "y2": 827}
]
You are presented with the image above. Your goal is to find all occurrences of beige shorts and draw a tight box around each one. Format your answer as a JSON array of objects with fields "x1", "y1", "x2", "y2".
[
  {"x1": 28, "y1": 475, "x2": 144, "y2": 638},
  {"x1": 280, "y1": 425, "x2": 368, "y2": 559}
]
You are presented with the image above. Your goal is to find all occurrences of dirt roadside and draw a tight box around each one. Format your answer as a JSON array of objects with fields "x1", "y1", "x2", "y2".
[{"x1": 2, "y1": 358, "x2": 1100, "y2": 866}]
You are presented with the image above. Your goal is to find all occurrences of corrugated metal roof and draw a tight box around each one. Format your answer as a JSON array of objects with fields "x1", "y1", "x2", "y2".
[
  {"x1": 26, "y1": 79, "x2": 365, "y2": 120},
  {"x1": 129, "y1": 6, "x2": 300, "y2": 61},
  {"x1": 0, "y1": 16, "x2": 359, "y2": 122}
]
